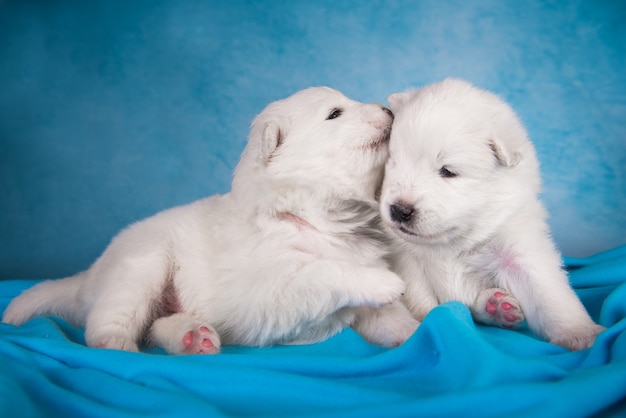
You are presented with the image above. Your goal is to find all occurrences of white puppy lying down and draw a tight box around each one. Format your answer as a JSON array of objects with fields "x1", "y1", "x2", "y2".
[
  {"x1": 380, "y1": 78, "x2": 604, "y2": 351},
  {"x1": 3, "y1": 87, "x2": 419, "y2": 354}
]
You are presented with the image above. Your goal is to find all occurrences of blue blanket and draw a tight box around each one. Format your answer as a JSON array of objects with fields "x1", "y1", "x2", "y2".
[
  {"x1": 2, "y1": 246, "x2": 625, "y2": 417},
  {"x1": 1, "y1": 1, "x2": 625, "y2": 416}
]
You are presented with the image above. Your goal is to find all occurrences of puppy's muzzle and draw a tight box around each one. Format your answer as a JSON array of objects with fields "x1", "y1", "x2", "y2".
[{"x1": 389, "y1": 203, "x2": 415, "y2": 224}]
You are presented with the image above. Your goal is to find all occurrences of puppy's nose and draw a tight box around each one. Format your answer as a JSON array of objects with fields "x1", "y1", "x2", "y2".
[
  {"x1": 382, "y1": 106, "x2": 394, "y2": 119},
  {"x1": 389, "y1": 203, "x2": 415, "y2": 223}
]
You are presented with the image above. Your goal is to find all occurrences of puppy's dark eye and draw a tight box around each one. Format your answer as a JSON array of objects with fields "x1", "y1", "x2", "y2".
[
  {"x1": 327, "y1": 108, "x2": 343, "y2": 120},
  {"x1": 439, "y1": 166, "x2": 457, "y2": 178}
]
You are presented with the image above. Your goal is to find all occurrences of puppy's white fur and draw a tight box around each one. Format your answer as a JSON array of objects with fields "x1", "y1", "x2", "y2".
[
  {"x1": 381, "y1": 78, "x2": 604, "y2": 351},
  {"x1": 3, "y1": 87, "x2": 418, "y2": 354}
]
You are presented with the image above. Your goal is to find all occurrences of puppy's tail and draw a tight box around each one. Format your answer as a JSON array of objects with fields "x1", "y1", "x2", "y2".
[{"x1": 2, "y1": 273, "x2": 86, "y2": 326}]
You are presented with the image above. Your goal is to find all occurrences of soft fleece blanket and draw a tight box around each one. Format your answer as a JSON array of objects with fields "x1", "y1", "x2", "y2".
[{"x1": 1, "y1": 246, "x2": 625, "y2": 417}]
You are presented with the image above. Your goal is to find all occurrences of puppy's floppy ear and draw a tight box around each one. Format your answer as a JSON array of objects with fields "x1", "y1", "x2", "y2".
[
  {"x1": 489, "y1": 138, "x2": 522, "y2": 168},
  {"x1": 260, "y1": 121, "x2": 284, "y2": 162},
  {"x1": 386, "y1": 90, "x2": 414, "y2": 113}
]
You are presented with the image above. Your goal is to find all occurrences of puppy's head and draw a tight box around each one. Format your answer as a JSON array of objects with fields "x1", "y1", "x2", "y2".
[
  {"x1": 381, "y1": 78, "x2": 541, "y2": 249},
  {"x1": 234, "y1": 87, "x2": 393, "y2": 203}
]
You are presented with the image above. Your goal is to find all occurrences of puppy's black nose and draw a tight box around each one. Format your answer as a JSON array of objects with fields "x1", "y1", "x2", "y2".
[
  {"x1": 389, "y1": 203, "x2": 415, "y2": 223},
  {"x1": 382, "y1": 106, "x2": 394, "y2": 118}
]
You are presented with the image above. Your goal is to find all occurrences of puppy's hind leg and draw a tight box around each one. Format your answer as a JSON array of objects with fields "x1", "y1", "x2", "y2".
[
  {"x1": 470, "y1": 288, "x2": 524, "y2": 329},
  {"x1": 83, "y1": 251, "x2": 173, "y2": 352},
  {"x1": 149, "y1": 313, "x2": 221, "y2": 355},
  {"x1": 492, "y1": 237, "x2": 604, "y2": 350},
  {"x1": 85, "y1": 291, "x2": 151, "y2": 352}
]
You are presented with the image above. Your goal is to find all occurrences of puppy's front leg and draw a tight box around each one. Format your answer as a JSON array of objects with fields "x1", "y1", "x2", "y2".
[
  {"x1": 288, "y1": 260, "x2": 406, "y2": 320},
  {"x1": 390, "y1": 251, "x2": 439, "y2": 321}
]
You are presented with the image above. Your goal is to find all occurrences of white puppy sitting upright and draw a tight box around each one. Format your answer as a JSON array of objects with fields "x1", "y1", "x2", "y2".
[
  {"x1": 3, "y1": 87, "x2": 418, "y2": 354},
  {"x1": 380, "y1": 78, "x2": 604, "y2": 350}
]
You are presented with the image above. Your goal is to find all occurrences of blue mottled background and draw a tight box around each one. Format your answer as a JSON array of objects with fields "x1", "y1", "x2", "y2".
[{"x1": 1, "y1": 0, "x2": 625, "y2": 279}]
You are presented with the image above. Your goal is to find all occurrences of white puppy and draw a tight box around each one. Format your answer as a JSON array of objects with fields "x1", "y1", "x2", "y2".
[
  {"x1": 380, "y1": 78, "x2": 604, "y2": 350},
  {"x1": 3, "y1": 87, "x2": 418, "y2": 354}
]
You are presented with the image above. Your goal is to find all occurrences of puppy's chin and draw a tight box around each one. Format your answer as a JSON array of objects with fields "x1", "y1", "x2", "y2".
[
  {"x1": 361, "y1": 127, "x2": 391, "y2": 153},
  {"x1": 387, "y1": 222, "x2": 457, "y2": 246}
]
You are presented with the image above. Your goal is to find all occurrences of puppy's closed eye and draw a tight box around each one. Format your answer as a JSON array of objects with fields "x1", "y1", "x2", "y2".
[
  {"x1": 327, "y1": 108, "x2": 343, "y2": 120},
  {"x1": 439, "y1": 166, "x2": 458, "y2": 178}
]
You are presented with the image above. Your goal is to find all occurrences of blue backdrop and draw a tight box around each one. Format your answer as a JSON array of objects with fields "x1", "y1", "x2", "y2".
[{"x1": 1, "y1": 0, "x2": 625, "y2": 279}]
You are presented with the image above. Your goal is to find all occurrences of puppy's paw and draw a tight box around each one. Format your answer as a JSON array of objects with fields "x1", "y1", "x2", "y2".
[
  {"x1": 362, "y1": 271, "x2": 407, "y2": 307},
  {"x1": 149, "y1": 314, "x2": 222, "y2": 355},
  {"x1": 550, "y1": 324, "x2": 605, "y2": 351},
  {"x1": 92, "y1": 335, "x2": 140, "y2": 352},
  {"x1": 352, "y1": 303, "x2": 419, "y2": 347},
  {"x1": 471, "y1": 288, "x2": 524, "y2": 329},
  {"x1": 182, "y1": 325, "x2": 221, "y2": 355}
]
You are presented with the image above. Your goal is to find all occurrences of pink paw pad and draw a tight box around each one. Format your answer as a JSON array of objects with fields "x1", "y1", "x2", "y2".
[
  {"x1": 485, "y1": 291, "x2": 524, "y2": 329},
  {"x1": 182, "y1": 326, "x2": 220, "y2": 354}
]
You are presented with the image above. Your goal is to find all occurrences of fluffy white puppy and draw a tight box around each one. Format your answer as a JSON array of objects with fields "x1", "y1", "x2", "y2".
[
  {"x1": 380, "y1": 78, "x2": 604, "y2": 351},
  {"x1": 3, "y1": 87, "x2": 418, "y2": 354}
]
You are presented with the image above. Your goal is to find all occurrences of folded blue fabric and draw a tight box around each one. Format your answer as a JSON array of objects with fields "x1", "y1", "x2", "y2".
[{"x1": 1, "y1": 246, "x2": 625, "y2": 417}]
